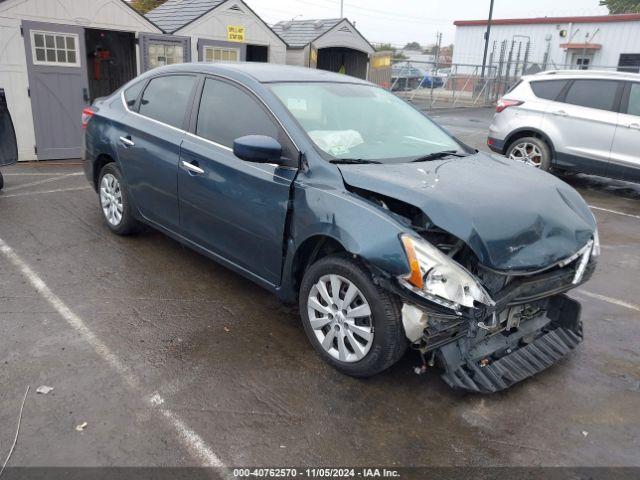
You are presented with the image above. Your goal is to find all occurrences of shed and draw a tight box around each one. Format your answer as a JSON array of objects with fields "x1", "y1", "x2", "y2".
[
  {"x1": 272, "y1": 18, "x2": 374, "y2": 79},
  {"x1": 0, "y1": 0, "x2": 175, "y2": 161},
  {"x1": 145, "y1": 0, "x2": 288, "y2": 65}
]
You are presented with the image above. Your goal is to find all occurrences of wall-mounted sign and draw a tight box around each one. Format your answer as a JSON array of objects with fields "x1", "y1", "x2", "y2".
[
  {"x1": 227, "y1": 25, "x2": 245, "y2": 42},
  {"x1": 372, "y1": 54, "x2": 391, "y2": 69}
]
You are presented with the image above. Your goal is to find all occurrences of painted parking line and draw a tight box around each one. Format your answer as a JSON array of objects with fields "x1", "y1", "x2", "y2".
[
  {"x1": 0, "y1": 236, "x2": 228, "y2": 473},
  {"x1": 2, "y1": 172, "x2": 84, "y2": 192},
  {"x1": 576, "y1": 289, "x2": 640, "y2": 313},
  {"x1": 1, "y1": 186, "x2": 91, "y2": 198},
  {"x1": 589, "y1": 205, "x2": 640, "y2": 220}
]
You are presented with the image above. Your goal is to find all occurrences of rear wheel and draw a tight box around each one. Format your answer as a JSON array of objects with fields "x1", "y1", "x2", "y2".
[
  {"x1": 299, "y1": 255, "x2": 407, "y2": 377},
  {"x1": 98, "y1": 163, "x2": 139, "y2": 235},
  {"x1": 506, "y1": 136, "x2": 551, "y2": 171}
]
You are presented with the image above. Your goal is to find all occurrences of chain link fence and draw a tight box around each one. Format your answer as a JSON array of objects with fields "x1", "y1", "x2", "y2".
[{"x1": 387, "y1": 54, "x2": 627, "y2": 111}]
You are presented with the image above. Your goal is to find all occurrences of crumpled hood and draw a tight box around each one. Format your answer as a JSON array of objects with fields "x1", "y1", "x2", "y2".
[{"x1": 339, "y1": 152, "x2": 596, "y2": 271}]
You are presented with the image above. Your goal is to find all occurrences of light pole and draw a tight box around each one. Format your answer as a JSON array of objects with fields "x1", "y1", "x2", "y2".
[{"x1": 481, "y1": 0, "x2": 495, "y2": 78}]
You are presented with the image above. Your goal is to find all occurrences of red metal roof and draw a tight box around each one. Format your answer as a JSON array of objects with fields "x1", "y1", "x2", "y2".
[{"x1": 454, "y1": 14, "x2": 640, "y2": 27}]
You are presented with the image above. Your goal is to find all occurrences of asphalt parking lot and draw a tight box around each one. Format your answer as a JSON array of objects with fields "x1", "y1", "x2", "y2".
[{"x1": 1, "y1": 107, "x2": 639, "y2": 471}]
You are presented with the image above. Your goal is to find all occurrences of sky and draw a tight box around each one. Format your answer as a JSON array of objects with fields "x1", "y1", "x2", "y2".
[{"x1": 247, "y1": 0, "x2": 609, "y2": 46}]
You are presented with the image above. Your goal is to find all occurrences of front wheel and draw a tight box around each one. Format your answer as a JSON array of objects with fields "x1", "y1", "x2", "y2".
[
  {"x1": 299, "y1": 255, "x2": 407, "y2": 377},
  {"x1": 506, "y1": 136, "x2": 551, "y2": 171}
]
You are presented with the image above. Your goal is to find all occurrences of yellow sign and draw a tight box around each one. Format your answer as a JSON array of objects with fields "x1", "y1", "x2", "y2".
[
  {"x1": 227, "y1": 25, "x2": 245, "y2": 42},
  {"x1": 372, "y1": 55, "x2": 391, "y2": 69}
]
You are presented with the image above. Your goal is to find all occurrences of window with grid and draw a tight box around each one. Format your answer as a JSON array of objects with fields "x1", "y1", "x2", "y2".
[
  {"x1": 203, "y1": 46, "x2": 239, "y2": 63},
  {"x1": 31, "y1": 31, "x2": 79, "y2": 66}
]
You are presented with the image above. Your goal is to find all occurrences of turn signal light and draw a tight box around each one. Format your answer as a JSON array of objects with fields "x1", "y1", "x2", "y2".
[
  {"x1": 401, "y1": 236, "x2": 424, "y2": 290},
  {"x1": 496, "y1": 99, "x2": 523, "y2": 113},
  {"x1": 81, "y1": 108, "x2": 95, "y2": 129}
]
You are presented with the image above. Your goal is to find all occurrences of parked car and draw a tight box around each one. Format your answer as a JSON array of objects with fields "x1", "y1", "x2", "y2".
[
  {"x1": 83, "y1": 63, "x2": 599, "y2": 392},
  {"x1": 392, "y1": 64, "x2": 444, "y2": 91},
  {"x1": 488, "y1": 70, "x2": 640, "y2": 182},
  {"x1": 0, "y1": 88, "x2": 18, "y2": 190}
]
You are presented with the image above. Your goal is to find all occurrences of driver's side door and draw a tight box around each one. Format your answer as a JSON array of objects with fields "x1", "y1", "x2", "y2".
[{"x1": 178, "y1": 77, "x2": 298, "y2": 287}]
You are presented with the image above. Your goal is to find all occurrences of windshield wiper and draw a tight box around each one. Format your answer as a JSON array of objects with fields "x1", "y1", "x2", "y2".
[
  {"x1": 329, "y1": 158, "x2": 382, "y2": 165},
  {"x1": 411, "y1": 150, "x2": 469, "y2": 162}
]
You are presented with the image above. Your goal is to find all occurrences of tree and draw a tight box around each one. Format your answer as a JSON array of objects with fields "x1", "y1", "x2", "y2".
[
  {"x1": 599, "y1": 0, "x2": 640, "y2": 13},
  {"x1": 130, "y1": 0, "x2": 167, "y2": 14},
  {"x1": 403, "y1": 41, "x2": 421, "y2": 50}
]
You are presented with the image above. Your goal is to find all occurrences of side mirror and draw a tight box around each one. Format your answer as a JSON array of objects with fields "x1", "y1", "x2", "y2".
[
  {"x1": 233, "y1": 135, "x2": 282, "y2": 164},
  {"x1": 0, "y1": 89, "x2": 18, "y2": 167}
]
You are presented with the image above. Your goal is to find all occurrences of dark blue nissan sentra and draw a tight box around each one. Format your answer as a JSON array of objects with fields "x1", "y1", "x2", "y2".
[{"x1": 83, "y1": 63, "x2": 599, "y2": 392}]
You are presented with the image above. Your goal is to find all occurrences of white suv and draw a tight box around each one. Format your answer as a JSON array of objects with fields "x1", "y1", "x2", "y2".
[{"x1": 488, "y1": 70, "x2": 640, "y2": 183}]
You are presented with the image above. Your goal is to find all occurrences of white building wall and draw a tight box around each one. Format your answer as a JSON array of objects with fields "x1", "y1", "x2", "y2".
[
  {"x1": 313, "y1": 20, "x2": 374, "y2": 54},
  {"x1": 176, "y1": 0, "x2": 287, "y2": 64},
  {"x1": 452, "y1": 20, "x2": 640, "y2": 72},
  {"x1": 285, "y1": 47, "x2": 308, "y2": 67},
  {"x1": 0, "y1": 0, "x2": 160, "y2": 161}
]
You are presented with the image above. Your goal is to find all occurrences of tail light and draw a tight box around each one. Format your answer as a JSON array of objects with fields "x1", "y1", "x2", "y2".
[
  {"x1": 496, "y1": 99, "x2": 523, "y2": 113},
  {"x1": 81, "y1": 107, "x2": 94, "y2": 129}
]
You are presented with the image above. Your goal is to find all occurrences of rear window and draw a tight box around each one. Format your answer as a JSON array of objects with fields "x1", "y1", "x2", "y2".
[
  {"x1": 564, "y1": 80, "x2": 619, "y2": 111},
  {"x1": 123, "y1": 81, "x2": 145, "y2": 109},
  {"x1": 530, "y1": 80, "x2": 568, "y2": 101}
]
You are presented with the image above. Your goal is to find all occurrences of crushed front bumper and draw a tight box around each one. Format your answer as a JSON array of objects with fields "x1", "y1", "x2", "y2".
[{"x1": 440, "y1": 295, "x2": 583, "y2": 393}]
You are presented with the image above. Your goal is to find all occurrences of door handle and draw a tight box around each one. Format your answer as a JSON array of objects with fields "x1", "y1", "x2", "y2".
[
  {"x1": 182, "y1": 160, "x2": 204, "y2": 175},
  {"x1": 552, "y1": 110, "x2": 568, "y2": 117},
  {"x1": 627, "y1": 123, "x2": 640, "y2": 130},
  {"x1": 119, "y1": 136, "x2": 135, "y2": 147}
]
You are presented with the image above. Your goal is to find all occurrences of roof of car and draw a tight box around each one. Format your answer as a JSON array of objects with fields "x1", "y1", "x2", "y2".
[{"x1": 149, "y1": 62, "x2": 372, "y2": 84}]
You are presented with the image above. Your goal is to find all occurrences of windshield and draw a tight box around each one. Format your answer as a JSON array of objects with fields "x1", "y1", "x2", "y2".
[{"x1": 269, "y1": 82, "x2": 463, "y2": 163}]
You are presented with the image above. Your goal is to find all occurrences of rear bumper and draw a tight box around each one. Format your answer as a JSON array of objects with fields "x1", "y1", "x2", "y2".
[
  {"x1": 440, "y1": 295, "x2": 583, "y2": 393},
  {"x1": 487, "y1": 136, "x2": 506, "y2": 154}
]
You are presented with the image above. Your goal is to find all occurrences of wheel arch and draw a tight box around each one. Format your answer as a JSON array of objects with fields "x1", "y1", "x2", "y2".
[
  {"x1": 93, "y1": 153, "x2": 116, "y2": 191},
  {"x1": 504, "y1": 128, "x2": 556, "y2": 161}
]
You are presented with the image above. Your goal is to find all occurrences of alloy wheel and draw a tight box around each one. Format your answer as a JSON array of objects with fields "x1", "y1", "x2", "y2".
[
  {"x1": 100, "y1": 173, "x2": 123, "y2": 226},
  {"x1": 307, "y1": 274, "x2": 374, "y2": 363},
  {"x1": 509, "y1": 142, "x2": 543, "y2": 167}
]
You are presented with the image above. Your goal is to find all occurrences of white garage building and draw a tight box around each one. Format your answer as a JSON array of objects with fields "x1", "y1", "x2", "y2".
[
  {"x1": 453, "y1": 13, "x2": 640, "y2": 73},
  {"x1": 0, "y1": 0, "x2": 167, "y2": 161},
  {"x1": 272, "y1": 18, "x2": 374, "y2": 79},
  {"x1": 145, "y1": 0, "x2": 288, "y2": 65}
]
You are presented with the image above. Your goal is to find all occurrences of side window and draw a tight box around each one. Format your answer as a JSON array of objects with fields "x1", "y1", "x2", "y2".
[
  {"x1": 139, "y1": 75, "x2": 196, "y2": 129},
  {"x1": 564, "y1": 80, "x2": 619, "y2": 111},
  {"x1": 123, "y1": 80, "x2": 145, "y2": 110},
  {"x1": 627, "y1": 83, "x2": 640, "y2": 117},
  {"x1": 530, "y1": 80, "x2": 568, "y2": 101},
  {"x1": 196, "y1": 78, "x2": 296, "y2": 161}
]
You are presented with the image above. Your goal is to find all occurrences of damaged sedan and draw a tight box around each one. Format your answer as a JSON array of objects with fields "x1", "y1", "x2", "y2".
[{"x1": 83, "y1": 63, "x2": 598, "y2": 393}]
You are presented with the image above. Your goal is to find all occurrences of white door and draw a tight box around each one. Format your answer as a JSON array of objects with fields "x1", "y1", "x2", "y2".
[
  {"x1": 543, "y1": 79, "x2": 621, "y2": 175},
  {"x1": 610, "y1": 82, "x2": 640, "y2": 181}
]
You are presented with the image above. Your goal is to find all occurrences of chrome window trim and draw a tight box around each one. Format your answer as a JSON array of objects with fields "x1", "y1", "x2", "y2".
[{"x1": 120, "y1": 71, "x2": 301, "y2": 153}]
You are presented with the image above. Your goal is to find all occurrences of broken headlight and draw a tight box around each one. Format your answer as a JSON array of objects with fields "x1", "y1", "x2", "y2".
[{"x1": 399, "y1": 234, "x2": 494, "y2": 311}]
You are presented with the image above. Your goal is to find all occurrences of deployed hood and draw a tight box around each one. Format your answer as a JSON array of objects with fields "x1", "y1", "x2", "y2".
[{"x1": 339, "y1": 153, "x2": 596, "y2": 272}]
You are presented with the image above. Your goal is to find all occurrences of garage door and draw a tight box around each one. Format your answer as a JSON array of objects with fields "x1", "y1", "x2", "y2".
[{"x1": 23, "y1": 21, "x2": 90, "y2": 160}]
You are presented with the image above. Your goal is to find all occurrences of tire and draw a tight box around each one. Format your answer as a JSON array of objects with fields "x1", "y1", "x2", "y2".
[
  {"x1": 299, "y1": 255, "x2": 408, "y2": 377},
  {"x1": 506, "y1": 136, "x2": 551, "y2": 171},
  {"x1": 98, "y1": 163, "x2": 139, "y2": 235}
]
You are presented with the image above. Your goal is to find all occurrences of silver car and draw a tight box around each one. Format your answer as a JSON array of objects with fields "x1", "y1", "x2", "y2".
[{"x1": 488, "y1": 70, "x2": 640, "y2": 182}]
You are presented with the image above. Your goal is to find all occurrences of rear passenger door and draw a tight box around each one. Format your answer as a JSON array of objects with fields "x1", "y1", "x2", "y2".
[
  {"x1": 543, "y1": 79, "x2": 622, "y2": 175},
  {"x1": 178, "y1": 77, "x2": 298, "y2": 286},
  {"x1": 610, "y1": 82, "x2": 640, "y2": 182},
  {"x1": 117, "y1": 74, "x2": 197, "y2": 232}
]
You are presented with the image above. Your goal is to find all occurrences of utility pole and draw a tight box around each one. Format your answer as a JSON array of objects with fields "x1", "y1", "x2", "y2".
[
  {"x1": 434, "y1": 32, "x2": 443, "y2": 70},
  {"x1": 340, "y1": 0, "x2": 344, "y2": 18},
  {"x1": 481, "y1": 0, "x2": 495, "y2": 78}
]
